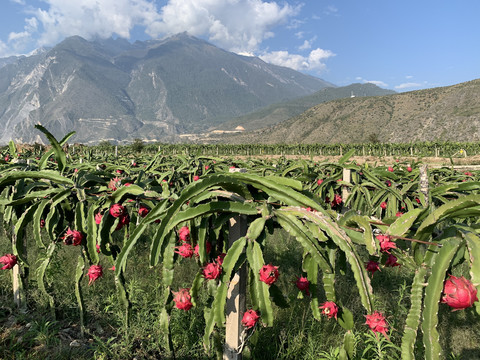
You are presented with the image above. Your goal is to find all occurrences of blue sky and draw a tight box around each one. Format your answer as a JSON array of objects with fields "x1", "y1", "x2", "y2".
[{"x1": 1, "y1": 0, "x2": 478, "y2": 92}]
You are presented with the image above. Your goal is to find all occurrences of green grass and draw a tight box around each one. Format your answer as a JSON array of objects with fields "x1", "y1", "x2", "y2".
[{"x1": 1, "y1": 227, "x2": 480, "y2": 359}]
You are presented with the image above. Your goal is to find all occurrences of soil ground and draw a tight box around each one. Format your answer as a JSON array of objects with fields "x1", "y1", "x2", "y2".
[{"x1": 238, "y1": 154, "x2": 480, "y2": 168}]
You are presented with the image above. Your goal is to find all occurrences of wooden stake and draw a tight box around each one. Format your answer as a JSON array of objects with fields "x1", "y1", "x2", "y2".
[
  {"x1": 11, "y1": 232, "x2": 25, "y2": 310},
  {"x1": 224, "y1": 215, "x2": 247, "y2": 360},
  {"x1": 342, "y1": 168, "x2": 351, "y2": 203},
  {"x1": 12, "y1": 264, "x2": 22, "y2": 308},
  {"x1": 419, "y1": 164, "x2": 429, "y2": 207}
]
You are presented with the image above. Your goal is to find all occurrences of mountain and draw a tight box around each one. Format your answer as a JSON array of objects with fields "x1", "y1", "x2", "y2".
[
  {"x1": 221, "y1": 79, "x2": 480, "y2": 144},
  {"x1": 217, "y1": 83, "x2": 395, "y2": 131},
  {"x1": 0, "y1": 48, "x2": 50, "y2": 70},
  {"x1": 0, "y1": 55, "x2": 25, "y2": 69},
  {"x1": 0, "y1": 33, "x2": 332, "y2": 144}
]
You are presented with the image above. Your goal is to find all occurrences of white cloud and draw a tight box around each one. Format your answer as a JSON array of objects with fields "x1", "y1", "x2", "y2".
[
  {"x1": 3, "y1": 0, "x2": 300, "y2": 56},
  {"x1": 32, "y1": 0, "x2": 160, "y2": 47},
  {"x1": 298, "y1": 35, "x2": 317, "y2": 50},
  {"x1": 0, "y1": 41, "x2": 9, "y2": 57},
  {"x1": 260, "y1": 51, "x2": 309, "y2": 70},
  {"x1": 7, "y1": 16, "x2": 38, "y2": 53},
  {"x1": 394, "y1": 82, "x2": 422, "y2": 90},
  {"x1": 309, "y1": 48, "x2": 334, "y2": 65},
  {"x1": 299, "y1": 40, "x2": 311, "y2": 50},
  {"x1": 2, "y1": 0, "x2": 338, "y2": 76},
  {"x1": 295, "y1": 31, "x2": 304, "y2": 39},
  {"x1": 365, "y1": 80, "x2": 388, "y2": 87},
  {"x1": 260, "y1": 47, "x2": 335, "y2": 73},
  {"x1": 324, "y1": 5, "x2": 338, "y2": 16},
  {"x1": 237, "y1": 51, "x2": 255, "y2": 57},
  {"x1": 147, "y1": 0, "x2": 299, "y2": 53},
  {"x1": 286, "y1": 18, "x2": 305, "y2": 30},
  {"x1": 2, "y1": 0, "x2": 161, "y2": 54},
  {"x1": 356, "y1": 77, "x2": 388, "y2": 87},
  {"x1": 0, "y1": 15, "x2": 36, "y2": 56}
]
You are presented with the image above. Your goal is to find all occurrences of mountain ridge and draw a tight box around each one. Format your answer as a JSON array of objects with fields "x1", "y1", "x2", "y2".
[
  {"x1": 217, "y1": 83, "x2": 396, "y2": 131},
  {"x1": 220, "y1": 78, "x2": 480, "y2": 144},
  {"x1": 0, "y1": 33, "x2": 332, "y2": 144}
]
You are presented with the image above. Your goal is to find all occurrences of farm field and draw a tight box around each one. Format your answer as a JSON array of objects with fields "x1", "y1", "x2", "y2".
[
  {"x1": 233, "y1": 154, "x2": 480, "y2": 167},
  {"x1": 1, "y1": 129, "x2": 480, "y2": 359}
]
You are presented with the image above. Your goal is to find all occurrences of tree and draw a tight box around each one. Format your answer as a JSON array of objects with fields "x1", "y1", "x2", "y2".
[
  {"x1": 131, "y1": 138, "x2": 145, "y2": 152},
  {"x1": 367, "y1": 133, "x2": 380, "y2": 143},
  {"x1": 97, "y1": 140, "x2": 113, "y2": 151}
]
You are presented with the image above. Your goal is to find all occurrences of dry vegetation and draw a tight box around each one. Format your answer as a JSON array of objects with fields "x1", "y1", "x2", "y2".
[{"x1": 223, "y1": 79, "x2": 480, "y2": 145}]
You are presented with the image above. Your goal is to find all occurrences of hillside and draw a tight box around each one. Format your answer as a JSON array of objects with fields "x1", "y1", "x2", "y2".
[
  {"x1": 216, "y1": 83, "x2": 395, "y2": 131},
  {"x1": 221, "y1": 79, "x2": 480, "y2": 144},
  {"x1": 0, "y1": 33, "x2": 332, "y2": 144}
]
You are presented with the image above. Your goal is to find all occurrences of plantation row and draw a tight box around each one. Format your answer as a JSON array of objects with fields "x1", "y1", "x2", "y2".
[
  {"x1": 0, "y1": 127, "x2": 480, "y2": 359},
  {"x1": 4, "y1": 138, "x2": 480, "y2": 158},
  {"x1": 100, "y1": 140, "x2": 480, "y2": 157}
]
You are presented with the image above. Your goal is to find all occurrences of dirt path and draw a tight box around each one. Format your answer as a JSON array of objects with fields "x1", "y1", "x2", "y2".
[{"x1": 237, "y1": 154, "x2": 480, "y2": 168}]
